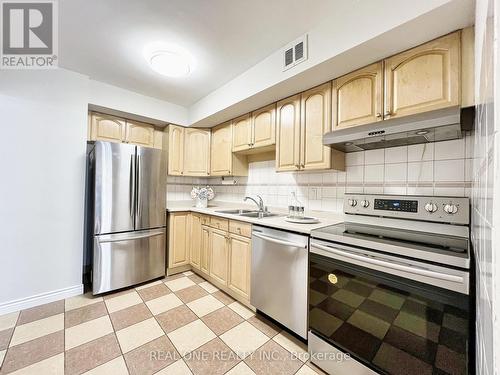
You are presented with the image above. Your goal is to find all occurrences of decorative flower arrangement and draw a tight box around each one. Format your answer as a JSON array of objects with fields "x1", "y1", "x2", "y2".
[{"x1": 191, "y1": 186, "x2": 215, "y2": 208}]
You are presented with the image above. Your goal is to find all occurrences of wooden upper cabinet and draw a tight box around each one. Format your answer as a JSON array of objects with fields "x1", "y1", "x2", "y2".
[
  {"x1": 90, "y1": 114, "x2": 125, "y2": 143},
  {"x1": 276, "y1": 94, "x2": 301, "y2": 172},
  {"x1": 300, "y1": 82, "x2": 333, "y2": 170},
  {"x1": 228, "y1": 234, "x2": 251, "y2": 300},
  {"x1": 210, "y1": 228, "x2": 229, "y2": 285},
  {"x1": 211, "y1": 122, "x2": 233, "y2": 176},
  {"x1": 384, "y1": 31, "x2": 460, "y2": 119},
  {"x1": 333, "y1": 62, "x2": 383, "y2": 129},
  {"x1": 232, "y1": 114, "x2": 252, "y2": 152},
  {"x1": 168, "y1": 125, "x2": 185, "y2": 176},
  {"x1": 153, "y1": 129, "x2": 164, "y2": 150},
  {"x1": 125, "y1": 121, "x2": 155, "y2": 147},
  {"x1": 168, "y1": 212, "x2": 190, "y2": 268},
  {"x1": 184, "y1": 128, "x2": 210, "y2": 176},
  {"x1": 251, "y1": 103, "x2": 276, "y2": 149}
]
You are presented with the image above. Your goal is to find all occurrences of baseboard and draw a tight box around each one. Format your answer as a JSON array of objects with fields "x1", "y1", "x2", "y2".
[{"x1": 0, "y1": 284, "x2": 83, "y2": 316}]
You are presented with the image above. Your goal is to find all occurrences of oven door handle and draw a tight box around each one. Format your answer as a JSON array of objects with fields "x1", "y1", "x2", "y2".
[{"x1": 311, "y1": 242, "x2": 465, "y2": 284}]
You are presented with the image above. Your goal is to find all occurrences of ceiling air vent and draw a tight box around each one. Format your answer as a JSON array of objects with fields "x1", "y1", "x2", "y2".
[{"x1": 283, "y1": 34, "x2": 308, "y2": 71}]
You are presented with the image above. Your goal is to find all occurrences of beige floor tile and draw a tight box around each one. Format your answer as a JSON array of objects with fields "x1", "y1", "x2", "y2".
[
  {"x1": 116, "y1": 317, "x2": 164, "y2": 353},
  {"x1": 245, "y1": 340, "x2": 303, "y2": 375},
  {"x1": 65, "y1": 302, "x2": 108, "y2": 329},
  {"x1": 220, "y1": 321, "x2": 269, "y2": 359},
  {"x1": 65, "y1": 333, "x2": 121, "y2": 375},
  {"x1": 105, "y1": 291, "x2": 142, "y2": 313},
  {"x1": 167, "y1": 320, "x2": 216, "y2": 356},
  {"x1": 1, "y1": 331, "x2": 63, "y2": 373},
  {"x1": 8, "y1": 353, "x2": 64, "y2": 375},
  {"x1": 273, "y1": 332, "x2": 308, "y2": 362},
  {"x1": 228, "y1": 301, "x2": 254, "y2": 319},
  {"x1": 155, "y1": 359, "x2": 192, "y2": 374},
  {"x1": 212, "y1": 291, "x2": 235, "y2": 305},
  {"x1": 146, "y1": 294, "x2": 183, "y2": 315},
  {"x1": 10, "y1": 313, "x2": 64, "y2": 347},
  {"x1": 175, "y1": 285, "x2": 208, "y2": 304},
  {"x1": 165, "y1": 277, "x2": 196, "y2": 292},
  {"x1": 186, "y1": 295, "x2": 224, "y2": 317},
  {"x1": 124, "y1": 335, "x2": 178, "y2": 375},
  {"x1": 0, "y1": 349, "x2": 6, "y2": 367},
  {"x1": 17, "y1": 301, "x2": 64, "y2": 325},
  {"x1": 82, "y1": 356, "x2": 129, "y2": 375},
  {"x1": 109, "y1": 303, "x2": 152, "y2": 331},
  {"x1": 201, "y1": 307, "x2": 243, "y2": 335},
  {"x1": 137, "y1": 283, "x2": 171, "y2": 302},
  {"x1": 184, "y1": 338, "x2": 239, "y2": 375},
  {"x1": 296, "y1": 363, "x2": 324, "y2": 374},
  {"x1": 187, "y1": 274, "x2": 205, "y2": 284},
  {"x1": 0, "y1": 311, "x2": 19, "y2": 331},
  {"x1": 65, "y1": 293, "x2": 103, "y2": 312},
  {"x1": 247, "y1": 315, "x2": 280, "y2": 338},
  {"x1": 198, "y1": 281, "x2": 218, "y2": 293},
  {"x1": 65, "y1": 315, "x2": 114, "y2": 350},
  {"x1": 182, "y1": 271, "x2": 194, "y2": 276},
  {"x1": 136, "y1": 280, "x2": 163, "y2": 290},
  {"x1": 156, "y1": 305, "x2": 198, "y2": 334},
  {"x1": 0, "y1": 328, "x2": 14, "y2": 351},
  {"x1": 226, "y1": 361, "x2": 256, "y2": 375}
]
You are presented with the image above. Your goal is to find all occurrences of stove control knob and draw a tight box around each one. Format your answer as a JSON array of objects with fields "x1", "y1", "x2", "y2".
[
  {"x1": 347, "y1": 199, "x2": 357, "y2": 207},
  {"x1": 360, "y1": 200, "x2": 370, "y2": 208},
  {"x1": 425, "y1": 203, "x2": 438, "y2": 213},
  {"x1": 444, "y1": 204, "x2": 458, "y2": 214}
]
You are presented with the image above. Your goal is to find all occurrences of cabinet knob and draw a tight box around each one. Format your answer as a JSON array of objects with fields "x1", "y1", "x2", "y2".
[
  {"x1": 301, "y1": 163, "x2": 305, "y2": 168},
  {"x1": 384, "y1": 110, "x2": 392, "y2": 119}
]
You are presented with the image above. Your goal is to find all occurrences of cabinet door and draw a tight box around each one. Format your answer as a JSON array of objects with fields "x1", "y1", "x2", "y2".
[
  {"x1": 153, "y1": 129, "x2": 164, "y2": 150},
  {"x1": 300, "y1": 82, "x2": 332, "y2": 170},
  {"x1": 251, "y1": 103, "x2": 276, "y2": 149},
  {"x1": 232, "y1": 114, "x2": 252, "y2": 152},
  {"x1": 168, "y1": 125, "x2": 184, "y2": 176},
  {"x1": 209, "y1": 228, "x2": 228, "y2": 285},
  {"x1": 168, "y1": 212, "x2": 190, "y2": 268},
  {"x1": 125, "y1": 121, "x2": 155, "y2": 147},
  {"x1": 184, "y1": 128, "x2": 210, "y2": 176},
  {"x1": 210, "y1": 122, "x2": 232, "y2": 176},
  {"x1": 200, "y1": 225, "x2": 211, "y2": 275},
  {"x1": 384, "y1": 31, "x2": 460, "y2": 119},
  {"x1": 90, "y1": 113, "x2": 126, "y2": 143},
  {"x1": 228, "y1": 234, "x2": 251, "y2": 300},
  {"x1": 276, "y1": 94, "x2": 301, "y2": 172},
  {"x1": 190, "y1": 214, "x2": 202, "y2": 269},
  {"x1": 333, "y1": 62, "x2": 383, "y2": 129}
]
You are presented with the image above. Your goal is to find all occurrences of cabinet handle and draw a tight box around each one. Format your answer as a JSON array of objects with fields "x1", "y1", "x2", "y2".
[
  {"x1": 376, "y1": 113, "x2": 382, "y2": 119},
  {"x1": 301, "y1": 163, "x2": 305, "y2": 168},
  {"x1": 295, "y1": 164, "x2": 300, "y2": 169},
  {"x1": 384, "y1": 110, "x2": 392, "y2": 119}
]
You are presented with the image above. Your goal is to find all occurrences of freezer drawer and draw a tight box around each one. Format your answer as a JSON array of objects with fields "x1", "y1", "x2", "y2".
[{"x1": 93, "y1": 228, "x2": 166, "y2": 294}]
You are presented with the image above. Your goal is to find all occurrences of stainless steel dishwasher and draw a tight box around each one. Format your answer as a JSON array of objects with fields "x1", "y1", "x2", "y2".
[{"x1": 251, "y1": 225, "x2": 309, "y2": 339}]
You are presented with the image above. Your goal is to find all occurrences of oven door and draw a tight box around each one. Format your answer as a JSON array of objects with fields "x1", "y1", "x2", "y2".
[{"x1": 309, "y1": 239, "x2": 471, "y2": 375}]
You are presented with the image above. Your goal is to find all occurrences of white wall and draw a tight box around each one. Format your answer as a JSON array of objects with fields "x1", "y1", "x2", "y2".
[
  {"x1": 471, "y1": 0, "x2": 499, "y2": 373},
  {"x1": 0, "y1": 69, "x2": 89, "y2": 313}
]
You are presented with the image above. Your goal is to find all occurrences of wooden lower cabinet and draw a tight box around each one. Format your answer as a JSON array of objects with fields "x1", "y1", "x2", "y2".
[
  {"x1": 200, "y1": 225, "x2": 211, "y2": 275},
  {"x1": 228, "y1": 234, "x2": 251, "y2": 300},
  {"x1": 189, "y1": 214, "x2": 202, "y2": 269},
  {"x1": 209, "y1": 228, "x2": 229, "y2": 285},
  {"x1": 168, "y1": 212, "x2": 190, "y2": 268}
]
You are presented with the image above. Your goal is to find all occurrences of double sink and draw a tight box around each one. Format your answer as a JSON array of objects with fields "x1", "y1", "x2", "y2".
[{"x1": 215, "y1": 209, "x2": 280, "y2": 219}]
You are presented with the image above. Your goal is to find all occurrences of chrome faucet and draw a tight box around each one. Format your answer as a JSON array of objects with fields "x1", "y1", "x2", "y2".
[{"x1": 244, "y1": 195, "x2": 266, "y2": 213}]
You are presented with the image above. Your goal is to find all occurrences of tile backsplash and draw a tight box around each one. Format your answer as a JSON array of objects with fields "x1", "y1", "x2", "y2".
[{"x1": 167, "y1": 134, "x2": 474, "y2": 213}]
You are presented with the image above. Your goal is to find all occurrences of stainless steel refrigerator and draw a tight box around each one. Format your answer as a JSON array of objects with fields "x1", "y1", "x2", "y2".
[{"x1": 85, "y1": 141, "x2": 167, "y2": 295}]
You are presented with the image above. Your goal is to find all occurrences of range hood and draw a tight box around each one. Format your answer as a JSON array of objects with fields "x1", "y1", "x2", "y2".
[{"x1": 324, "y1": 106, "x2": 474, "y2": 152}]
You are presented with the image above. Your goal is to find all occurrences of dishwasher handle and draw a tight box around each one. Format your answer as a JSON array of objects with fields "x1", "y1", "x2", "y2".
[{"x1": 252, "y1": 232, "x2": 307, "y2": 249}]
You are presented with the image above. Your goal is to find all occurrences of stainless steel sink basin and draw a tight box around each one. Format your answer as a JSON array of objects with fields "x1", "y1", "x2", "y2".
[
  {"x1": 239, "y1": 212, "x2": 279, "y2": 218},
  {"x1": 215, "y1": 209, "x2": 255, "y2": 215}
]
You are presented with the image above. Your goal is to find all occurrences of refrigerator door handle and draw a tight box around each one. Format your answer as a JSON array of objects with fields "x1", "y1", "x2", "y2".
[
  {"x1": 136, "y1": 154, "x2": 142, "y2": 219},
  {"x1": 129, "y1": 153, "x2": 135, "y2": 220}
]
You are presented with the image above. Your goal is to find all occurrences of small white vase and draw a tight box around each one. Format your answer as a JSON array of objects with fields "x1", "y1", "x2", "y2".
[{"x1": 196, "y1": 197, "x2": 208, "y2": 208}]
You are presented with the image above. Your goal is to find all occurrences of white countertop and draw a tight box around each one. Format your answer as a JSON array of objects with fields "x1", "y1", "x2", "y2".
[{"x1": 166, "y1": 201, "x2": 344, "y2": 234}]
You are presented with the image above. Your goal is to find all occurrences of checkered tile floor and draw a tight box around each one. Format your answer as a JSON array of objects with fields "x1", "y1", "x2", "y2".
[{"x1": 0, "y1": 271, "x2": 325, "y2": 375}]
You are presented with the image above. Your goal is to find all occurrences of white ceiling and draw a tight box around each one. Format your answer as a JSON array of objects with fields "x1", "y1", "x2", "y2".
[{"x1": 59, "y1": 0, "x2": 339, "y2": 106}]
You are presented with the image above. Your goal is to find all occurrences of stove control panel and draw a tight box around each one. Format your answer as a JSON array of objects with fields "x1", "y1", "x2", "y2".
[{"x1": 344, "y1": 194, "x2": 470, "y2": 225}]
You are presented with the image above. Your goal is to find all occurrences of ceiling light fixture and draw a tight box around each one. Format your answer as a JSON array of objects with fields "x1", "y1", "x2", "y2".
[{"x1": 144, "y1": 42, "x2": 194, "y2": 78}]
